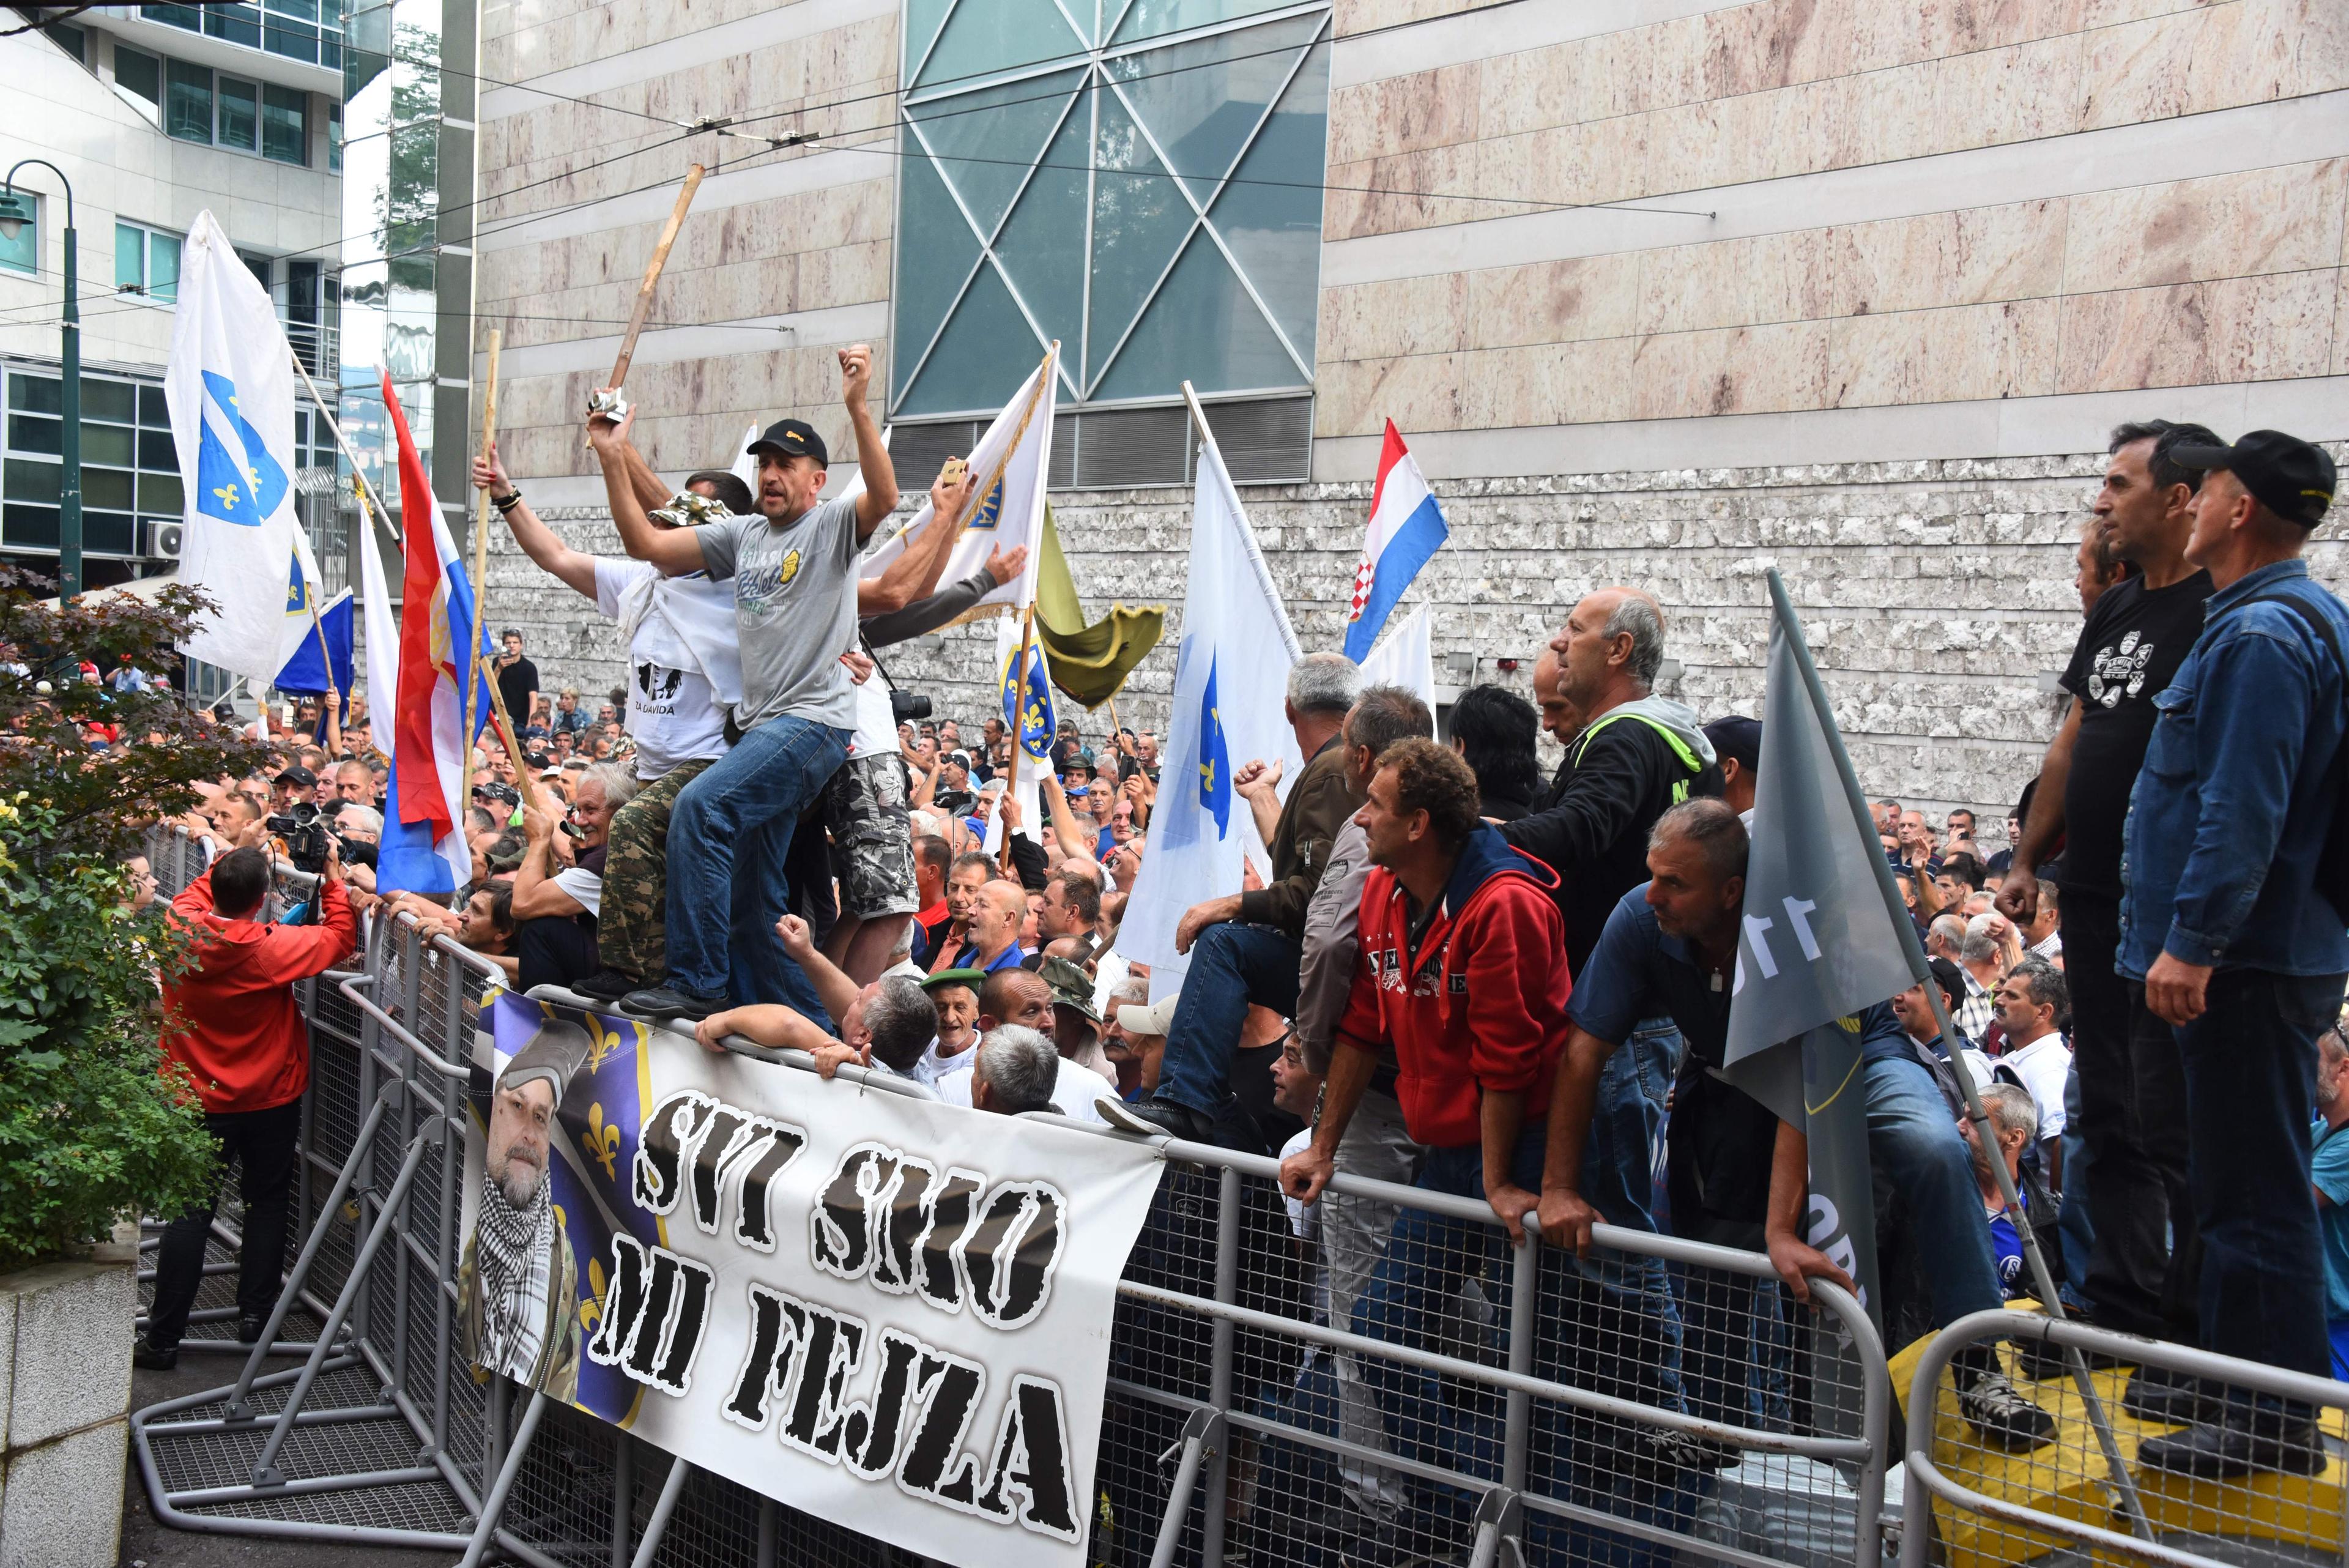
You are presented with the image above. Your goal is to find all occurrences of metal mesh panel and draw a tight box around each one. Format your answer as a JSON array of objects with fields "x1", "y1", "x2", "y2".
[{"x1": 499, "y1": 1399, "x2": 624, "y2": 1565}]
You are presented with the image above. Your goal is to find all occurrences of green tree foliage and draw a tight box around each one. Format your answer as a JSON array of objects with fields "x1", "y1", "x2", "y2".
[{"x1": 0, "y1": 571, "x2": 272, "y2": 1270}]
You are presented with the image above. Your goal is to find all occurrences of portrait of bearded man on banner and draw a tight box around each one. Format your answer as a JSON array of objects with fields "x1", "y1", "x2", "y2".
[{"x1": 458, "y1": 1017, "x2": 592, "y2": 1400}]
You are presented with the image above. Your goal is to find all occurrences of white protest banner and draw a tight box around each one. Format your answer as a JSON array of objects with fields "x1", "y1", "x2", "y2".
[{"x1": 461, "y1": 994, "x2": 1163, "y2": 1566}]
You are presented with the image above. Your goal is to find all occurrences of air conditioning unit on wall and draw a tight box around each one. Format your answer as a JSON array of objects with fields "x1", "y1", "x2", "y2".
[{"x1": 145, "y1": 520, "x2": 184, "y2": 560}]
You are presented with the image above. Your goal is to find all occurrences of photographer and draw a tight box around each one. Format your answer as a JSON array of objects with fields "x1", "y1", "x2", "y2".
[{"x1": 137, "y1": 842, "x2": 361, "y2": 1369}]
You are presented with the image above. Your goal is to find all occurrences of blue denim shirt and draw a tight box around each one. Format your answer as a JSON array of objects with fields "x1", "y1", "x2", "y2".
[{"x1": 2119, "y1": 560, "x2": 2349, "y2": 979}]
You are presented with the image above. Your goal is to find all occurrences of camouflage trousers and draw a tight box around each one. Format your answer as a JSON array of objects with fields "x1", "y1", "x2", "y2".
[{"x1": 596, "y1": 756, "x2": 716, "y2": 984}]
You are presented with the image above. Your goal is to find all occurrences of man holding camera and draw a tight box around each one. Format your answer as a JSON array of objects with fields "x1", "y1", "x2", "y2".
[{"x1": 138, "y1": 842, "x2": 362, "y2": 1368}]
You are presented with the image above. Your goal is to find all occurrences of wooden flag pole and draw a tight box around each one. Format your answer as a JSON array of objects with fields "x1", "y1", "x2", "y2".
[
  {"x1": 475, "y1": 650, "x2": 554, "y2": 822},
  {"x1": 585, "y1": 163, "x2": 705, "y2": 448},
  {"x1": 466, "y1": 329, "x2": 503, "y2": 762}
]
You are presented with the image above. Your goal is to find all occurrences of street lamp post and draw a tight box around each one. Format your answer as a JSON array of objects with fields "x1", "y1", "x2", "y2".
[{"x1": 0, "y1": 162, "x2": 78, "y2": 601}]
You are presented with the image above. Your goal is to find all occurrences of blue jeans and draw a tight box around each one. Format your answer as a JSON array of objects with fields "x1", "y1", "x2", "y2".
[
  {"x1": 1155, "y1": 921, "x2": 1301, "y2": 1115},
  {"x1": 663, "y1": 715, "x2": 848, "y2": 1009},
  {"x1": 1355, "y1": 1128, "x2": 1681, "y2": 1566},
  {"x1": 1865, "y1": 1055, "x2": 2003, "y2": 1326}
]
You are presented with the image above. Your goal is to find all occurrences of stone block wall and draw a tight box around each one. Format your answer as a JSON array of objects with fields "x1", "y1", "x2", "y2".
[{"x1": 497, "y1": 442, "x2": 2347, "y2": 827}]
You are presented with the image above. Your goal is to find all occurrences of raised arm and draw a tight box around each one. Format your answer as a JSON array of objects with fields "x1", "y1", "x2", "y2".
[
  {"x1": 858, "y1": 464, "x2": 975, "y2": 615},
  {"x1": 863, "y1": 547, "x2": 1028, "y2": 648},
  {"x1": 837, "y1": 345, "x2": 899, "y2": 541},
  {"x1": 476, "y1": 442, "x2": 598, "y2": 600},
  {"x1": 621, "y1": 434, "x2": 677, "y2": 515},
  {"x1": 587, "y1": 398, "x2": 705, "y2": 576}
]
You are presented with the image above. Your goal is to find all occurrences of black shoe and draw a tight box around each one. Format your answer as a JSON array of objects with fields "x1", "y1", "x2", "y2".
[
  {"x1": 1097, "y1": 1094, "x2": 1216, "y2": 1143},
  {"x1": 2121, "y1": 1365, "x2": 2223, "y2": 1427},
  {"x1": 133, "y1": 1336, "x2": 178, "y2": 1370},
  {"x1": 1957, "y1": 1369, "x2": 2058, "y2": 1451},
  {"x1": 619, "y1": 984, "x2": 725, "y2": 1022},
  {"x1": 571, "y1": 968, "x2": 637, "y2": 1004},
  {"x1": 1624, "y1": 1427, "x2": 1742, "y2": 1481},
  {"x1": 238, "y1": 1314, "x2": 267, "y2": 1345},
  {"x1": 2137, "y1": 1409, "x2": 2326, "y2": 1479}
]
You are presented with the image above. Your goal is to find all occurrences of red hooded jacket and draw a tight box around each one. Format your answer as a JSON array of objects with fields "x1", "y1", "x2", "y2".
[
  {"x1": 161, "y1": 866, "x2": 357, "y2": 1113},
  {"x1": 1336, "y1": 825, "x2": 1572, "y2": 1149}
]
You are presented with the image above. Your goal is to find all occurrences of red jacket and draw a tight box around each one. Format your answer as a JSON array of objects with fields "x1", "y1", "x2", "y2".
[
  {"x1": 161, "y1": 867, "x2": 357, "y2": 1113},
  {"x1": 1337, "y1": 827, "x2": 1572, "y2": 1149}
]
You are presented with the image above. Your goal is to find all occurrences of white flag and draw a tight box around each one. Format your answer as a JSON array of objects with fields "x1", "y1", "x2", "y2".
[
  {"x1": 985, "y1": 614, "x2": 1055, "y2": 856},
  {"x1": 166, "y1": 210, "x2": 300, "y2": 681},
  {"x1": 857, "y1": 349, "x2": 1056, "y2": 614},
  {"x1": 1354, "y1": 602, "x2": 1436, "y2": 720},
  {"x1": 1118, "y1": 440, "x2": 1302, "y2": 983}
]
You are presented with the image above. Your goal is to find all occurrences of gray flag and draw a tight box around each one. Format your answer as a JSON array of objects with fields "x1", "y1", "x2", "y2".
[{"x1": 1723, "y1": 608, "x2": 1917, "y2": 1322}]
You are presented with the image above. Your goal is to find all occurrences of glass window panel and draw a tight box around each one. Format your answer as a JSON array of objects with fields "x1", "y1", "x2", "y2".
[
  {"x1": 1204, "y1": 38, "x2": 1325, "y2": 357},
  {"x1": 138, "y1": 429, "x2": 177, "y2": 469},
  {"x1": 87, "y1": 514, "x2": 136, "y2": 557},
  {"x1": 83, "y1": 427, "x2": 135, "y2": 468},
  {"x1": 386, "y1": 124, "x2": 440, "y2": 253},
  {"x1": 148, "y1": 5, "x2": 201, "y2": 32},
  {"x1": 904, "y1": 0, "x2": 952, "y2": 80},
  {"x1": 911, "y1": 0, "x2": 1086, "y2": 92},
  {"x1": 166, "y1": 60, "x2": 213, "y2": 142},
  {"x1": 4, "y1": 459, "x2": 61, "y2": 505},
  {"x1": 1104, "y1": 14, "x2": 1321, "y2": 203},
  {"x1": 0, "y1": 196, "x2": 34, "y2": 275},
  {"x1": 11, "y1": 375, "x2": 61, "y2": 416},
  {"x1": 5, "y1": 507, "x2": 61, "y2": 551},
  {"x1": 1110, "y1": 0, "x2": 1293, "y2": 45},
  {"x1": 265, "y1": 20, "x2": 317, "y2": 60},
  {"x1": 148, "y1": 232, "x2": 180, "y2": 302},
  {"x1": 328, "y1": 103, "x2": 343, "y2": 171},
  {"x1": 320, "y1": 35, "x2": 340, "y2": 70},
  {"x1": 1093, "y1": 229, "x2": 1299, "y2": 399},
  {"x1": 899, "y1": 262, "x2": 1049, "y2": 417},
  {"x1": 1086, "y1": 92, "x2": 1195, "y2": 387},
  {"x1": 890, "y1": 152, "x2": 982, "y2": 406},
  {"x1": 138, "y1": 474, "x2": 184, "y2": 515},
  {"x1": 909, "y1": 69, "x2": 1084, "y2": 241},
  {"x1": 82, "y1": 379, "x2": 135, "y2": 423},
  {"x1": 84, "y1": 469, "x2": 134, "y2": 510},
  {"x1": 992, "y1": 105, "x2": 1091, "y2": 388},
  {"x1": 46, "y1": 23, "x2": 84, "y2": 63},
  {"x1": 114, "y1": 222, "x2": 144, "y2": 291},
  {"x1": 217, "y1": 76, "x2": 260, "y2": 150},
  {"x1": 114, "y1": 44, "x2": 161, "y2": 105},
  {"x1": 206, "y1": 2, "x2": 261, "y2": 46},
  {"x1": 263, "y1": 84, "x2": 308, "y2": 163},
  {"x1": 8, "y1": 415, "x2": 60, "y2": 455},
  {"x1": 138, "y1": 384, "x2": 168, "y2": 425}
]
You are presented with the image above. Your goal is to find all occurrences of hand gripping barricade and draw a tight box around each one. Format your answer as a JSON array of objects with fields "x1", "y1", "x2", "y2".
[{"x1": 126, "y1": 825, "x2": 1964, "y2": 1568}]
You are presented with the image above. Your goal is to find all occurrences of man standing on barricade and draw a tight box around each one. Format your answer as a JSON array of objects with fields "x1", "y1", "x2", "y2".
[
  {"x1": 1102, "y1": 653, "x2": 1362, "y2": 1144},
  {"x1": 587, "y1": 346, "x2": 899, "y2": 1023},
  {"x1": 476, "y1": 435, "x2": 745, "y2": 1001},
  {"x1": 2117, "y1": 430, "x2": 2348, "y2": 1478},
  {"x1": 138, "y1": 843, "x2": 362, "y2": 1368},
  {"x1": 1537, "y1": 800, "x2": 2057, "y2": 1452}
]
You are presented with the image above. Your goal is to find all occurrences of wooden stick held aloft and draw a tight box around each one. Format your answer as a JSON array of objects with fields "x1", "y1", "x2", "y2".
[
  {"x1": 467, "y1": 327, "x2": 502, "y2": 759},
  {"x1": 585, "y1": 163, "x2": 706, "y2": 447}
]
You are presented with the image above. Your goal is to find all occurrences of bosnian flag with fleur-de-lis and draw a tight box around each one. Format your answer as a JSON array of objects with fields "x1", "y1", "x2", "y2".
[{"x1": 165, "y1": 210, "x2": 301, "y2": 682}]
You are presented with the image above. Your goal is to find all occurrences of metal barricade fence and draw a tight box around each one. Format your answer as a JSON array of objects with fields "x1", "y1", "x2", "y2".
[
  {"x1": 130, "y1": 827, "x2": 1901, "y2": 1566},
  {"x1": 1901, "y1": 1311, "x2": 2349, "y2": 1568}
]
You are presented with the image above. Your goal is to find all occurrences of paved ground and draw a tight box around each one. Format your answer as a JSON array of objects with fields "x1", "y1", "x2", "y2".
[{"x1": 119, "y1": 1356, "x2": 447, "y2": 1568}]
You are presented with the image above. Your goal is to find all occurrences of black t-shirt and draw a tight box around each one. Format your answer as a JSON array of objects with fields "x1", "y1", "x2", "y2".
[
  {"x1": 495, "y1": 655, "x2": 540, "y2": 729},
  {"x1": 2058, "y1": 570, "x2": 2213, "y2": 899}
]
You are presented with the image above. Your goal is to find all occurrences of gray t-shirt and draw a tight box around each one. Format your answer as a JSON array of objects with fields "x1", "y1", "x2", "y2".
[{"x1": 691, "y1": 495, "x2": 861, "y2": 732}]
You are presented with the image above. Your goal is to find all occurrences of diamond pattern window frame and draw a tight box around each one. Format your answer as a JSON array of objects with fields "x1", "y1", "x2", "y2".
[{"x1": 891, "y1": 0, "x2": 1330, "y2": 420}]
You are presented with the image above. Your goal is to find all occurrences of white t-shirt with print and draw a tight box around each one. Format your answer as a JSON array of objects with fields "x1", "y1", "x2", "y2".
[{"x1": 593, "y1": 559, "x2": 730, "y2": 779}]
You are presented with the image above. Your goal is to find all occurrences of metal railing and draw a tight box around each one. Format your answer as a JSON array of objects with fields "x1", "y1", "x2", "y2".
[
  {"x1": 129, "y1": 827, "x2": 1908, "y2": 1566},
  {"x1": 1901, "y1": 1310, "x2": 2349, "y2": 1568}
]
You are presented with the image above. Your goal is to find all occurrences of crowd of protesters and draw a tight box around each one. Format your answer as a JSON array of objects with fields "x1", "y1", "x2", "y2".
[{"x1": 135, "y1": 357, "x2": 2349, "y2": 1540}]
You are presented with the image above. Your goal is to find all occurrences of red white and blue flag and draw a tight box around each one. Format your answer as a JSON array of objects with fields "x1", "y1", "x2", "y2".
[
  {"x1": 358, "y1": 370, "x2": 491, "y2": 895},
  {"x1": 1343, "y1": 421, "x2": 1449, "y2": 662}
]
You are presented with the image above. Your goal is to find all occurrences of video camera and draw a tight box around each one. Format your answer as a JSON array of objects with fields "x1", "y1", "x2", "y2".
[
  {"x1": 891, "y1": 691, "x2": 933, "y2": 724},
  {"x1": 265, "y1": 800, "x2": 332, "y2": 875}
]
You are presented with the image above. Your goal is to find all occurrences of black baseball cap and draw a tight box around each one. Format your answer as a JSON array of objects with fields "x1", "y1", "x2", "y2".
[
  {"x1": 1702, "y1": 715, "x2": 1761, "y2": 771},
  {"x1": 746, "y1": 418, "x2": 829, "y2": 470},
  {"x1": 275, "y1": 764, "x2": 316, "y2": 789},
  {"x1": 2169, "y1": 429, "x2": 2335, "y2": 529}
]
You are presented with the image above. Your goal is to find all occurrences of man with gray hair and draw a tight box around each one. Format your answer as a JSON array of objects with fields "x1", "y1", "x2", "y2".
[
  {"x1": 971, "y1": 1024, "x2": 1061, "y2": 1116},
  {"x1": 1501, "y1": 588, "x2": 1722, "y2": 976},
  {"x1": 861, "y1": 975, "x2": 941, "y2": 1077},
  {"x1": 1962, "y1": 1081, "x2": 2041, "y2": 1298},
  {"x1": 1105, "y1": 652, "x2": 1363, "y2": 1148}
]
